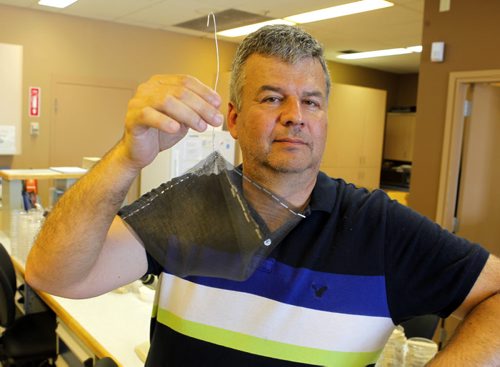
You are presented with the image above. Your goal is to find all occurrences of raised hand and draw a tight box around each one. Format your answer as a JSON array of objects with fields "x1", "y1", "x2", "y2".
[{"x1": 122, "y1": 74, "x2": 224, "y2": 170}]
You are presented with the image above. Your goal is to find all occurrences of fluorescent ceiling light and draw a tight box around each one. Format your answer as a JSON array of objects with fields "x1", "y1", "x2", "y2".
[
  {"x1": 406, "y1": 46, "x2": 423, "y2": 53},
  {"x1": 218, "y1": 0, "x2": 393, "y2": 38},
  {"x1": 38, "y1": 0, "x2": 78, "y2": 8},
  {"x1": 337, "y1": 46, "x2": 422, "y2": 59},
  {"x1": 218, "y1": 19, "x2": 296, "y2": 38},
  {"x1": 285, "y1": 0, "x2": 394, "y2": 24}
]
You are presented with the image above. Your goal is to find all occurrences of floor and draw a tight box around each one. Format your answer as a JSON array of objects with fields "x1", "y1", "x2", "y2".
[
  {"x1": 384, "y1": 189, "x2": 409, "y2": 206},
  {"x1": 56, "y1": 357, "x2": 70, "y2": 367}
]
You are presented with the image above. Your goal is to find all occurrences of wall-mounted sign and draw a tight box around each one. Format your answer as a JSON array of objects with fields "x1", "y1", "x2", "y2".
[
  {"x1": 0, "y1": 125, "x2": 16, "y2": 154},
  {"x1": 29, "y1": 86, "x2": 41, "y2": 117}
]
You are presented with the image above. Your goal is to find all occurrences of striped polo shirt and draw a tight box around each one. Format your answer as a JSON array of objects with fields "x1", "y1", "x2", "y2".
[{"x1": 119, "y1": 172, "x2": 489, "y2": 366}]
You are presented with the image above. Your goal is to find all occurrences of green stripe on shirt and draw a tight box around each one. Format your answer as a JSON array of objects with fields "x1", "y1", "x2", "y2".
[{"x1": 156, "y1": 307, "x2": 382, "y2": 367}]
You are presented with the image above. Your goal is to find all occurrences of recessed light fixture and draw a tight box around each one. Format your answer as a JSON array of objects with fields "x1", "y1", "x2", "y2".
[
  {"x1": 218, "y1": 0, "x2": 393, "y2": 38},
  {"x1": 284, "y1": 0, "x2": 394, "y2": 24},
  {"x1": 38, "y1": 0, "x2": 78, "y2": 9},
  {"x1": 337, "y1": 45, "x2": 422, "y2": 59},
  {"x1": 217, "y1": 19, "x2": 296, "y2": 38}
]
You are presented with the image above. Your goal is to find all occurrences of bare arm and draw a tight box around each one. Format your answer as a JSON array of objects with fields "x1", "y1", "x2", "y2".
[
  {"x1": 25, "y1": 75, "x2": 223, "y2": 299},
  {"x1": 428, "y1": 254, "x2": 500, "y2": 366},
  {"x1": 25, "y1": 145, "x2": 146, "y2": 298}
]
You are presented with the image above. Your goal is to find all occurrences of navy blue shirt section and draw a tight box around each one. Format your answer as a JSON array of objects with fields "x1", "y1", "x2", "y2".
[{"x1": 134, "y1": 171, "x2": 489, "y2": 366}]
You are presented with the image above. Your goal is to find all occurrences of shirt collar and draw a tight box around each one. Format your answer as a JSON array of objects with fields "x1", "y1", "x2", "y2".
[
  {"x1": 308, "y1": 171, "x2": 337, "y2": 213},
  {"x1": 235, "y1": 165, "x2": 336, "y2": 213}
]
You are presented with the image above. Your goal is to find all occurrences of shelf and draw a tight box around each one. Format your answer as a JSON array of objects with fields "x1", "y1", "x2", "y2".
[
  {"x1": 0, "y1": 168, "x2": 86, "y2": 235},
  {"x1": 0, "y1": 168, "x2": 86, "y2": 181}
]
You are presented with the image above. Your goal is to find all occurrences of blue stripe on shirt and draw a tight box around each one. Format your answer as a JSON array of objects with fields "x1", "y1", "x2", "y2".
[{"x1": 181, "y1": 259, "x2": 390, "y2": 318}]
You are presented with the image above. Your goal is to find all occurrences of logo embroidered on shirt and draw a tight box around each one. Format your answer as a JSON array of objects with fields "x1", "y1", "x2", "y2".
[{"x1": 312, "y1": 283, "x2": 328, "y2": 298}]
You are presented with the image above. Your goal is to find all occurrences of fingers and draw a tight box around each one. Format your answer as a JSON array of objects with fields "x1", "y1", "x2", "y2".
[
  {"x1": 160, "y1": 89, "x2": 223, "y2": 132},
  {"x1": 166, "y1": 74, "x2": 222, "y2": 110},
  {"x1": 140, "y1": 106, "x2": 182, "y2": 134},
  {"x1": 148, "y1": 75, "x2": 223, "y2": 133},
  {"x1": 123, "y1": 74, "x2": 224, "y2": 165}
]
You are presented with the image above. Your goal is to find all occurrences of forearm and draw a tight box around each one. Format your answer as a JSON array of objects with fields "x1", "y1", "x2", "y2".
[
  {"x1": 427, "y1": 293, "x2": 500, "y2": 366},
  {"x1": 25, "y1": 74, "x2": 222, "y2": 295},
  {"x1": 25, "y1": 141, "x2": 139, "y2": 294}
]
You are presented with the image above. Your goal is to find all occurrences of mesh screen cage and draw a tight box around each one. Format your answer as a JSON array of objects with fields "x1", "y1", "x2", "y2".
[{"x1": 122, "y1": 151, "x2": 306, "y2": 281}]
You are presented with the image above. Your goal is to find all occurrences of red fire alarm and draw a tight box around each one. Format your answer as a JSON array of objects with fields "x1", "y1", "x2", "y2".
[{"x1": 29, "y1": 87, "x2": 41, "y2": 117}]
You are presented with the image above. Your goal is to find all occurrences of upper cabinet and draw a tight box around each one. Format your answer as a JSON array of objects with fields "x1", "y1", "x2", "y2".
[
  {"x1": 321, "y1": 83, "x2": 387, "y2": 190},
  {"x1": 0, "y1": 43, "x2": 23, "y2": 155},
  {"x1": 383, "y1": 113, "x2": 416, "y2": 162}
]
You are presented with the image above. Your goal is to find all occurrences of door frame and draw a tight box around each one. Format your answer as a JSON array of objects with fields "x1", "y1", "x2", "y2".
[{"x1": 436, "y1": 69, "x2": 500, "y2": 230}]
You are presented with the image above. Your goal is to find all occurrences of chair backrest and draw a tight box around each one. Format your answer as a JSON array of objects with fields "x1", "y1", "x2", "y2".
[
  {"x1": 94, "y1": 357, "x2": 119, "y2": 367},
  {"x1": 0, "y1": 242, "x2": 17, "y2": 328},
  {"x1": 400, "y1": 314, "x2": 440, "y2": 340},
  {"x1": 0, "y1": 242, "x2": 16, "y2": 290}
]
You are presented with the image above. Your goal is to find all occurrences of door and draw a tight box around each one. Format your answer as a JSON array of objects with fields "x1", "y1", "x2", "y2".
[
  {"x1": 51, "y1": 77, "x2": 138, "y2": 202},
  {"x1": 51, "y1": 80, "x2": 134, "y2": 167},
  {"x1": 455, "y1": 83, "x2": 500, "y2": 254},
  {"x1": 437, "y1": 80, "x2": 500, "y2": 346}
]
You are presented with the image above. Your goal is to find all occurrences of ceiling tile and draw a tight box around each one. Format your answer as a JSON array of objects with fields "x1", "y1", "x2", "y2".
[
  {"x1": 62, "y1": 0, "x2": 163, "y2": 20},
  {"x1": 0, "y1": 0, "x2": 425, "y2": 73},
  {"x1": 116, "y1": 0, "x2": 216, "y2": 27}
]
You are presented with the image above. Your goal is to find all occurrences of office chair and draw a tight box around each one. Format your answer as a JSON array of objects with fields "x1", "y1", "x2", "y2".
[
  {"x1": 0, "y1": 242, "x2": 57, "y2": 366},
  {"x1": 400, "y1": 314, "x2": 440, "y2": 340}
]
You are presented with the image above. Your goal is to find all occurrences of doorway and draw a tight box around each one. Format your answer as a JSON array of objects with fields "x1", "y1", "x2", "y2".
[
  {"x1": 436, "y1": 70, "x2": 500, "y2": 253},
  {"x1": 435, "y1": 69, "x2": 500, "y2": 345},
  {"x1": 454, "y1": 83, "x2": 500, "y2": 251}
]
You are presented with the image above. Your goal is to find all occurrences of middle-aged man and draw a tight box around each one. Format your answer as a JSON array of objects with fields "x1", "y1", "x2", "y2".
[{"x1": 26, "y1": 25, "x2": 500, "y2": 366}]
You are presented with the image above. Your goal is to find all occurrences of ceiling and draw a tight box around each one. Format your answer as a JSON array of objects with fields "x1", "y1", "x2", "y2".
[{"x1": 0, "y1": 0, "x2": 424, "y2": 74}]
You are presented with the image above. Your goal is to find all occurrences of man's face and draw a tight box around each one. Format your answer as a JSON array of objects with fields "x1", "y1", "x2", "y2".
[{"x1": 228, "y1": 54, "x2": 328, "y2": 179}]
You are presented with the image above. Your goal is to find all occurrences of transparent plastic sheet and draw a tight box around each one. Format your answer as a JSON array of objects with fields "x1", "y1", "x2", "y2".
[{"x1": 122, "y1": 151, "x2": 305, "y2": 281}]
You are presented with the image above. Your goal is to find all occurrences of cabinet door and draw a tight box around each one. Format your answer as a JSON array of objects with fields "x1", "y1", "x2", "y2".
[
  {"x1": 323, "y1": 84, "x2": 364, "y2": 168},
  {"x1": 322, "y1": 83, "x2": 386, "y2": 190},
  {"x1": 320, "y1": 166, "x2": 380, "y2": 191},
  {"x1": 359, "y1": 167, "x2": 381, "y2": 191},
  {"x1": 320, "y1": 166, "x2": 360, "y2": 186},
  {"x1": 0, "y1": 43, "x2": 22, "y2": 154},
  {"x1": 383, "y1": 113, "x2": 416, "y2": 162},
  {"x1": 361, "y1": 89, "x2": 386, "y2": 168}
]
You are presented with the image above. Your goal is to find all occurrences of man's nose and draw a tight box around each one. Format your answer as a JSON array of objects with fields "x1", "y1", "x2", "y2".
[{"x1": 279, "y1": 98, "x2": 304, "y2": 127}]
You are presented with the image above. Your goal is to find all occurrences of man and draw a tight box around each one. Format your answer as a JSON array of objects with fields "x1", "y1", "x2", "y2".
[{"x1": 26, "y1": 25, "x2": 500, "y2": 366}]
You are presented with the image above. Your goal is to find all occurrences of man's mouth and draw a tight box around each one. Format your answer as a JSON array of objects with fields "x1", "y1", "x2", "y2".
[{"x1": 274, "y1": 137, "x2": 307, "y2": 145}]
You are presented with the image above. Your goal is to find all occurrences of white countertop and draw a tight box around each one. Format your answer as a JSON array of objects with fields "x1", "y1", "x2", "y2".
[
  {"x1": 0, "y1": 231, "x2": 152, "y2": 367},
  {"x1": 53, "y1": 288, "x2": 152, "y2": 366}
]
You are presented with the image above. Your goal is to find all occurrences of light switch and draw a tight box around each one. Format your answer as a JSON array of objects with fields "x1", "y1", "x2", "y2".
[
  {"x1": 30, "y1": 122, "x2": 39, "y2": 136},
  {"x1": 431, "y1": 42, "x2": 445, "y2": 62},
  {"x1": 439, "y1": 0, "x2": 451, "y2": 12}
]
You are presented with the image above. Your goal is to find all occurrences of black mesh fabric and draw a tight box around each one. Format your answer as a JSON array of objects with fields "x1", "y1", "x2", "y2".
[{"x1": 121, "y1": 151, "x2": 305, "y2": 281}]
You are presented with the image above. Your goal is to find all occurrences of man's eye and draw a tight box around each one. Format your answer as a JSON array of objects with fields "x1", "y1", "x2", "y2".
[
  {"x1": 262, "y1": 96, "x2": 281, "y2": 103},
  {"x1": 304, "y1": 99, "x2": 320, "y2": 108}
]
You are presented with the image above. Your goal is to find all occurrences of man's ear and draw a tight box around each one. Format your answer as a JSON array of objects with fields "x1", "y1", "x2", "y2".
[{"x1": 227, "y1": 102, "x2": 238, "y2": 140}]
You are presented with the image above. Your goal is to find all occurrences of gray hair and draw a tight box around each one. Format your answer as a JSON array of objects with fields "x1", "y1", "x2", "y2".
[{"x1": 229, "y1": 24, "x2": 331, "y2": 110}]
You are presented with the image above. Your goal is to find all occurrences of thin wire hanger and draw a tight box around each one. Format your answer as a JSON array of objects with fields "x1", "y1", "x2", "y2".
[{"x1": 207, "y1": 12, "x2": 220, "y2": 152}]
